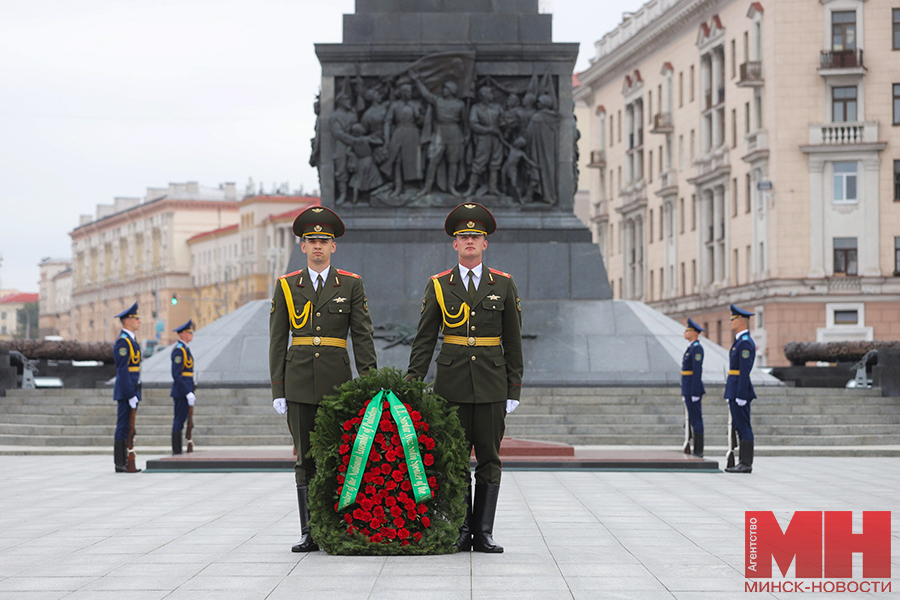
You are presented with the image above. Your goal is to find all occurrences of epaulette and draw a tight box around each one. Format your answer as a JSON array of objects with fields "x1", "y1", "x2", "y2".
[
  {"x1": 279, "y1": 269, "x2": 303, "y2": 280},
  {"x1": 489, "y1": 268, "x2": 511, "y2": 278},
  {"x1": 337, "y1": 269, "x2": 360, "y2": 279},
  {"x1": 430, "y1": 268, "x2": 453, "y2": 280}
]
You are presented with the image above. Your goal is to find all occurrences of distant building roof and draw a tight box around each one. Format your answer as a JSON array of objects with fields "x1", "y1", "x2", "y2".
[
  {"x1": 187, "y1": 224, "x2": 239, "y2": 244},
  {"x1": 0, "y1": 293, "x2": 39, "y2": 304}
]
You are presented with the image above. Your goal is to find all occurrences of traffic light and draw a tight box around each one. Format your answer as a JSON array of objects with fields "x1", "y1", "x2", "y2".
[{"x1": 171, "y1": 294, "x2": 178, "y2": 306}]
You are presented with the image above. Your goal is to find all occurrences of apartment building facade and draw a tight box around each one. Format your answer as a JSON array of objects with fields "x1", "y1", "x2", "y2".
[
  {"x1": 574, "y1": 0, "x2": 900, "y2": 365},
  {"x1": 69, "y1": 182, "x2": 240, "y2": 344},
  {"x1": 37, "y1": 258, "x2": 73, "y2": 339},
  {"x1": 187, "y1": 195, "x2": 319, "y2": 328}
]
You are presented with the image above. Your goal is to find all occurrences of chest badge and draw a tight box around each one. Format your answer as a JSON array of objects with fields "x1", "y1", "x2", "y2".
[
  {"x1": 333, "y1": 297, "x2": 347, "y2": 303},
  {"x1": 487, "y1": 294, "x2": 501, "y2": 301}
]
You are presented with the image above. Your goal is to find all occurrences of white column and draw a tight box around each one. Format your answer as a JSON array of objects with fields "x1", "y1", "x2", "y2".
[
  {"x1": 861, "y1": 157, "x2": 881, "y2": 276},
  {"x1": 807, "y1": 160, "x2": 826, "y2": 278}
]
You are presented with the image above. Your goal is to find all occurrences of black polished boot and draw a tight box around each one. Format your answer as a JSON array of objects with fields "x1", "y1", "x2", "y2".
[
  {"x1": 171, "y1": 431, "x2": 182, "y2": 455},
  {"x1": 291, "y1": 484, "x2": 319, "y2": 552},
  {"x1": 455, "y1": 484, "x2": 472, "y2": 552},
  {"x1": 725, "y1": 440, "x2": 753, "y2": 473},
  {"x1": 692, "y1": 432, "x2": 704, "y2": 458},
  {"x1": 472, "y1": 483, "x2": 503, "y2": 553},
  {"x1": 114, "y1": 440, "x2": 127, "y2": 473}
]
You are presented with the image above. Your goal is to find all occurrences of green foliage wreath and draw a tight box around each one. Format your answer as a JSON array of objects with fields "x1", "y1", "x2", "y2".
[{"x1": 308, "y1": 368, "x2": 469, "y2": 555}]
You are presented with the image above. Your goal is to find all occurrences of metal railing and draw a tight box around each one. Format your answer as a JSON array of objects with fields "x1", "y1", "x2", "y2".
[
  {"x1": 738, "y1": 61, "x2": 763, "y2": 84},
  {"x1": 820, "y1": 49, "x2": 864, "y2": 69}
]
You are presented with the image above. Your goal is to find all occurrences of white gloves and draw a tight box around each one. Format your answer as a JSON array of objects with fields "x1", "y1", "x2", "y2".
[
  {"x1": 186, "y1": 392, "x2": 196, "y2": 407},
  {"x1": 735, "y1": 398, "x2": 748, "y2": 406},
  {"x1": 128, "y1": 396, "x2": 139, "y2": 409},
  {"x1": 691, "y1": 396, "x2": 701, "y2": 403},
  {"x1": 506, "y1": 399, "x2": 519, "y2": 414},
  {"x1": 273, "y1": 398, "x2": 288, "y2": 415}
]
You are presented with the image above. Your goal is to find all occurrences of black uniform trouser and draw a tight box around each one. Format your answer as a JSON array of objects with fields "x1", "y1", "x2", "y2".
[
  {"x1": 172, "y1": 396, "x2": 189, "y2": 432},
  {"x1": 287, "y1": 402, "x2": 320, "y2": 485},
  {"x1": 452, "y1": 401, "x2": 506, "y2": 485}
]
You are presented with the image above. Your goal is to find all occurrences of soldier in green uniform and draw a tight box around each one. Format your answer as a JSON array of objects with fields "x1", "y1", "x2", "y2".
[
  {"x1": 407, "y1": 202, "x2": 524, "y2": 554},
  {"x1": 269, "y1": 205, "x2": 377, "y2": 552}
]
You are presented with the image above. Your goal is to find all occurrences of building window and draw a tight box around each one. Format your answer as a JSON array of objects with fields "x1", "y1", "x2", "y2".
[
  {"x1": 732, "y1": 109, "x2": 737, "y2": 148},
  {"x1": 894, "y1": 9, "x2": 900, "y2": 50},
  {"x1": 680, "y1": 262, "x2": 686, "y2": 295},
  {"x1": 690, "y1": 65, "x2": 695, "y2": 102},
  {"x1": 1, "y1": 312, "x2": 5, "y2": 319},
  {"x1": 834, "y1": 309, "x2": 859, "y2": 325},
  {"x1": 833, "y1": 237, "x2": 858, "y2": 276},
  {"x1": 731, "y1": 39, "x2": 736, "y2": 78},
  {"x1": 732, "y1": 177, "x2": 738, "y2": 216},
  {"x1": 649, "y1": 209, "x2": 654, "y2": 242},
  {"x1": 832, "y1": 11, "x2": 857, "y2": 51},
  {"x1": 833, "y1": 162, "x2": 858, "y2": 203},
  {"x1": 610, "y1": 114, "x2": 614, "y2": 147},
  {"x1": 895, "y1": 237, "x2": 900, "y2": 274},
  {"x1": 745, "y1": 174, "x2": 752, "y2": 213},
  {"x1": 893, "y1": 84, "x2": 900, "y2": 125},
  {"x1": 679, "y1": 72, "x2": 684, "y2": 107},
  {"x1": 691, "y1": 194, "x2": 697, "y2": 231},
  {"x1": 679, "y1": 197, "x2": 685, "y2": 233},
  {"x1": 895, "y1": 160, "x2": 900, "y2": 200},
  {"x1": 832, "y1": 86, "x2": 857, "y2": 122}
]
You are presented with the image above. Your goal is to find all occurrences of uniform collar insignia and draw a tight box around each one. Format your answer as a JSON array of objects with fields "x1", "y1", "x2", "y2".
[
  {"x1": 334, "y1": 297, "x2": 347, "y2": 303},
  {"x1": 487, "y1": 294, "x2": 501, "y2": 300}
]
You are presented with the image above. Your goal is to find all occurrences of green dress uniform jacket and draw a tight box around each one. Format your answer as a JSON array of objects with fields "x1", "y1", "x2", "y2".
[
  {"x1": 408, "y1": 264, "x2": 523, "y2": 404},
  {"x1": 269, "y1": 266, "x2": 377, "y2": 404}
]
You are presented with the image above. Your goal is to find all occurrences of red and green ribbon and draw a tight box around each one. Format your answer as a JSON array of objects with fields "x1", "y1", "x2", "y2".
[{"x1": 337, "y1": 390, "x2": 432, "y2": 511}]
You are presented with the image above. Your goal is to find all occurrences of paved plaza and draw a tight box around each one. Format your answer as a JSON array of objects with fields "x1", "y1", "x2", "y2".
[{"x1": 0, "y1": 454, "x2": 897, "y2": 600}]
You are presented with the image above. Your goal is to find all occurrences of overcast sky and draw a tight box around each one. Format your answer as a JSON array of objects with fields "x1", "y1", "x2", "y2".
[{"x1": 0, "y1": 0, "x2": 646, "y2": 292}]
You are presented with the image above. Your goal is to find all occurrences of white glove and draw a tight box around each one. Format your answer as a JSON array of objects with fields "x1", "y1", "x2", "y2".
[
  {"x1": 186, "y1": 392, "x2": 196, "y2": 407},
  {"x1": 691, "y1": 396, "x2": 701, "y2": 403},
  {"x1": 735, "y1": 398, "x2": 748, "y2": 406},
  {"x1": 681, "y1": 396, "x2": 685, "y2": 403},
  {"x1": 273, "y1": 398, "x2": 288, "y2": 415},
  {"x1": 128, "y1": 396, "x2": 139, "y2": 409},
  {"x1": 506, "y1": 399, "x2": 519, "y2": 413}
]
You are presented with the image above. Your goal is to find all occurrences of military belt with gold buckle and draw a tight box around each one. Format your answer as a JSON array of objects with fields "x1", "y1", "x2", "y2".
[
  {"x1": 727, "y1": 370, "x2": 740, "y2": 376},
  {"x1": 443, "y1": 335, "x2": 501, "y2": 347},
  {"x1": 681, "y1": 370, "x2": 693, "y2": 376},
  {"x1": 128, "y1": 366, "x2": 141, "y2": 372},
  {"x1": 292, "y1": 336, "x2": 348, "y2": 349}
]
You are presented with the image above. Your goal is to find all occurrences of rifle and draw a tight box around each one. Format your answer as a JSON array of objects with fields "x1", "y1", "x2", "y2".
[
  {"x1": 682, "y1": 403, "x2": 692, "y2": 455},
  {"x1": 725, "y1": 403, "x2": 739, "y2": 469},
  {"x1": 186, "y1": 406, "x2": 194, "y2": 453},
  {"x1": 126, "y1": 405, "x2": 140, "y2": 473}
]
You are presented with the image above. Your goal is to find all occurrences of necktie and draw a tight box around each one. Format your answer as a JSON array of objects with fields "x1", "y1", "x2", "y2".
[
  {"x1": 467, "y1": 271, "x2": 476, "y2": 301},
  {"x1": 316, "y1": 275, "x2": 324, "y2": 300}
]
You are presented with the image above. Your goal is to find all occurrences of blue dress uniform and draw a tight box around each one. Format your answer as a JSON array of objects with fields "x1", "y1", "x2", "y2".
[
  {"x1": 681, "y1": 318, "x2": 706, "y2": 457},
  {"x1": 112, "y1": 302, "x2": 141, "y2": 472},
  {"x1": 170, "y1": 320, "x2": 195, "y2": 455},
  {"x1": 724, "y1": 304, "x2": 756, "y2": 473}
]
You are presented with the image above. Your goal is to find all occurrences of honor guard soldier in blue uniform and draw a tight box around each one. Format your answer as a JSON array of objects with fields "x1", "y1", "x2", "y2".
[
  {"x1": 112, "y1": 302, "x2": 141, "y2": 473},
  {"x1": 408, "y1": 202, "x2": 524, "y2": 554},
  {"x1": 269, "y1": 205, "x2": 377, "y2": 553},
  {"x1": 681, "y1": 318, "x2": 706, "y2": 457},
  {"x1": 724, "y1": 304, "x2": 756, "y2": 473},
  {"x1": 170, "y1": 320, "x2": 195, "y2": 455}
]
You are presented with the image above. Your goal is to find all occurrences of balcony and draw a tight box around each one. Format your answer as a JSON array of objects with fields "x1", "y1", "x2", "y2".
[
  {"x1": 587, "y1": 150, "x2": 606, "y2": 169},
  {"x1": 819, "y1": 49, "x2": 865, "y2": 76},
  {"x1": 742, "y1": 129, "x2": 769, "y2": 163},
  {"x1": 650, "y1": 112, "x2": 673, "y2": 134},
  {"x1": 628, "y1": 129, "x2": 644, "y2": 150},
  {"x1": 807, "y1": 121, "x2": 879, "y2": 145},
  {"x1": 658, "y1": 169, "x2": 677, "y2": 191},
  {"x1": 737, "y1": 61, "x2": 763, "y2": 87}
]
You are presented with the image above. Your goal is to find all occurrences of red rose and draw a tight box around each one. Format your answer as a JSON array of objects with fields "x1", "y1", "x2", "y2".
[
  {"x1": 391, "y1": 434, "x2": 401, "y2": 446},
  {"x1": 400, "y1": 480, "x2": 412, "y2": 492},
  {"x1": 385, "y1": 496, "x2": 397, "y2": 507},
  {"x1": 417, "y1": 504, "x2": 428, "y2": 514},
  {"x1": 397, "y1": 492, "x2": 409, "y2": 503},
  {"x1": 421, "y1": 516, "x2": 431, "y2": 527},
  {"x1": 391, "y1": 470, "x2": 404, "y2": 482},
  {"x1": 427, "y1": 477, "x2": 437, "y2": 487},
  {"x1": 365, "y1": 485, "x2": 376, "y2": 496},
  {"x1": 362, "y1": 473, "x2": 373, "y2": 484},
  {"x1": 344, "y1": 513, "x2": 353, "y2": 524},
  {"x1": 342, "y1": 433, "x2": 351, "y2": 443},
  {"x1": 424, "y1": 438, "x2": 435, "y2": 450},
  {"x1": 370, "y1": 452, "x2": 381, "y2": 463},
  {"x1": 342, "y1": 455, "x2": 350, "y2": 465},
  {"x1": 381, "y1": 463, "x2": 392, "y2": 475},
  {"x1": 383, "y1": 401, "x2": 391, "y2": 410},
  {"x1": 337, "y1": 475, "x2": 345, "y2": 484},
  {"x1": 370, "y1": 534, "x2": 382, "y2": 543},
  {"x1": 360, "y1": 498, "x2": 374, "y2": 511},
  {"x1": 369, "y1": 518, "x2": 380, "y2": 529},
  {"x1": 338, "y1": 444, "x2": 349, "y2": 454},
  {"x1": 399, "y1": 462, "x2": 407, "y2": 472},
  {"x1": 353, "y1": 508, "x2": 364, "y2": 519},
  {"x1": 413, "y1": 532, "x2": 423, "y2": 542},
  {"x1": 401, "y1": 540, "x2": 410, "y2": 547},
  {"x1": 374, "y1": 433, "x2": 384, "y2": 444},
  {"x1": 361, "y1": 528, "x2": 371, "y2": 536},
  {"x1": 358, "y1": 407, "x2": 366, "y2": 417},
  {"x1": 375, "y1": 476, "x2": 385, "y2": 486},
  {"x1": 397, "y1": 527, "x2": 410, "y2": 540},
  {"x1": 410, "y1": 410, "x2": 421, "y2": 421},
  {"x1": 337, "y1": 486, "x2": 343, "y2": 495},
  {"x1": 338, "y1": 464, "x2": 347, "y2": 472},
  {"x1": 422, "y1": 423, "x2": 429, "y2": 432},
  {"x1": 351, "y1": 417, "x2": 361, "y2": 426},
  {"x1": 407, "y1": 510, "x2": 417, "y2": 520},
  {"x1": 385, "y1": 480, "x2": 398, "y2": 491},
  {"x1": 342, "y1": 421, "x2": 353, "y2": 431},
  {"x1": 347, "y1": 525, "x2": 357, "y2": 534},
  {"x1": 393, "y1": 517, "x2": 406, "y2": 528},
  {"x1": 390, "y1": 505, "x2": 402, "y2": 517},
  {"x1": 423, "y1": 454, "x2": 434, "y2": 466},
  {"x1": 374, "y1": 506, "x2": 386, "y2": 517},
  {"x1": 384, "y1": 528, "x2": 396, "y2": 539}
]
